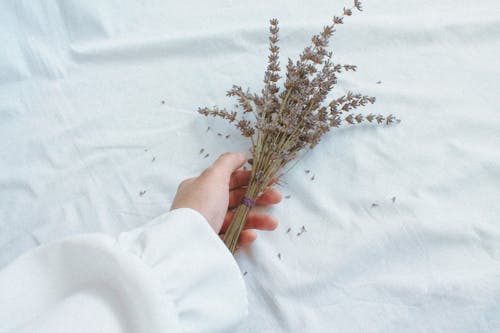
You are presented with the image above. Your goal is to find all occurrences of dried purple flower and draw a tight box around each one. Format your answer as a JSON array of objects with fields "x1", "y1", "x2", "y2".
[
  {"x1": 354, "y1": 0, "x2": 363, "y2": 11},
  {"x1": 236, "y1": 119, "x2": 255, "y2": 137},
  {"x1": 198, "y1": 106, "x2": 237, "y2": 122},
  {"x1": 198, "y1": 0, "x2": 399, "y2": 253}
]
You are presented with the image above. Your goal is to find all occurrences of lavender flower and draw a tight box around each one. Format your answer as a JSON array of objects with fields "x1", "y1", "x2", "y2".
[{"x1": 198, "y1": 0, "x2": 399, "y2": 253}]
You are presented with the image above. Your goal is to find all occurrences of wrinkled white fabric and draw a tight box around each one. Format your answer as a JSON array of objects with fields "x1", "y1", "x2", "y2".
[
  {"x1": 0, "y1": 208, "x2": 247, "y2": 333},
  {"x1": 1, "y1": 0, "x2": 500, "y2": 332}
]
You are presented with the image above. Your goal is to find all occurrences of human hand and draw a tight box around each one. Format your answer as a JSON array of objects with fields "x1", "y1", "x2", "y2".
[{"x1": 170, "y1": 152, "x2": 281, "y2": 246}]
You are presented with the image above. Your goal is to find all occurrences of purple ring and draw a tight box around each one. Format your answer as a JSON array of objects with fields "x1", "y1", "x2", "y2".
[{"x1": 240, "y1": 196, "x2": 255, "y2": 208}]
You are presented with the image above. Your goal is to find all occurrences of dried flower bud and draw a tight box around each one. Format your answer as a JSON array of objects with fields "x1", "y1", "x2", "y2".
[
  {"x1": 333, "y1": 16, "x2": 344, "y2": 24},
  {"x1": 227, "y1": 85, "x2": 255, "y2": 114},
  {"x1": 269, "y1": 73, "x2": 280, "y2": 82},
  {"x1": 269, "y1": 45, "x2": 279, "y2": 54},
  {"x1": 345, "y1": 114, "x2": 354, "y2": 124},
  {"x1": 198, "y1": 106, "x2": 237, "y2": 122},
  {"x1": 236, "y1": 119, "x2": 255, "y2": 137},
  {"x1": 354, "y1": 0, "x2": 363, "y2": 11},
  {"x1": 269, "y1": 35, "x2": 279, "y2": 44},
  {"x1": 268, "y1": 54, "x2": 279, "y2": 63},
  {"x1": 386, "y1": 114, "x2": 399, "y2": 124},
  {"x1": 343, "y1": 64, "x2": 357, "y2": 71},
  {"x1": 322, "y1": 26, "x2": 334, "y2": 38}
]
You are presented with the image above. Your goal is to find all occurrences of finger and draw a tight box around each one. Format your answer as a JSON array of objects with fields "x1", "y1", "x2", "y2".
[
  {"x1": 228, "y1": 188, "x2": 246, "y2": 208},
  {"x1": 221, "y1": 211, "x2": 278, "y2": 233},
  {"x1": 244, "y1": 214, "x2": 278, "y2": 230},
  {"x1": 228, "y1": 188, "x2": 282, "y2": 208},
  {"x1": 229, "y1": 170, "x2": 252, "y2": 190},
  {"x1": 238, "y1": 230, "x2": 257, "y2": 247},
  {"x1": 256, "y1": 188, "x2": 282, "y2": 205},
  {"x1": 209, "y1": 152, "x2": 247, "y2": 178},
  {"x1": 218, "y1": 230, "x2": 257, "y2": 247},
  {"x1": 229, "y1": 171, "x2": 277, "y2": 190}
]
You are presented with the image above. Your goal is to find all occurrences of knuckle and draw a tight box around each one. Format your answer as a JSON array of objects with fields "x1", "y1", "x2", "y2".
[
  {"x1": 202, "y1": 166, "x2": 217, "y2": 177},
  {"x1": 178, "y1": 178, "x2": 194, "y2": 188},
  {"x1": 218, "y1": 152, "x2": 234, "y2": 162}
]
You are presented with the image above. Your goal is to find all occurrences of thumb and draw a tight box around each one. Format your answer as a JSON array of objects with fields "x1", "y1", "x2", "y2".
[{"x1": 210, "y1": 152, "x2": 247, "y2": 178}]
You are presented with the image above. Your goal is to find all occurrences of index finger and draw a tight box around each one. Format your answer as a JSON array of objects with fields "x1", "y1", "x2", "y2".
[
  {"x1": 209, "y1": 152, "x2": 247, "y2": 178},
  {"x1": 229, "y1": 169, "x2": 252, "y2": 190}
]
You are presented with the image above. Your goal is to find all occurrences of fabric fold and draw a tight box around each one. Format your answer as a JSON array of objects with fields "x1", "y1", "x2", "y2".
[
  {"x1": 119, "y1": 208, "x2": 248, "y2": 333},
  {"x1": 0, "y1": 208, "x2": 247, "y2": 333}
]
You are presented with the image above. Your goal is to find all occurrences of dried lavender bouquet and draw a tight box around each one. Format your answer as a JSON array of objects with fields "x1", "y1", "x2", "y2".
[{"x1": 199, "y1": 0, "x2": 398, "y2": 253}]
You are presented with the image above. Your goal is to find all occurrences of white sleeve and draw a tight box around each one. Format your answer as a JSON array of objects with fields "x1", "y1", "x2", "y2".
[{"x1": 0, "y1": 208, "x2": 247, "y2": 333}]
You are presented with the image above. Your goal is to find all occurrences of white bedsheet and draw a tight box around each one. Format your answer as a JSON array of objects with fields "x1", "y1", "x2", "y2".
[{"x1": 1, "y1": 0, "x2": 499, "y2": 332}]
